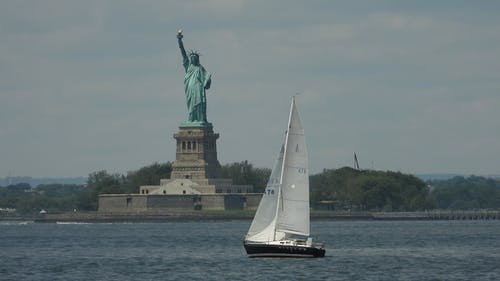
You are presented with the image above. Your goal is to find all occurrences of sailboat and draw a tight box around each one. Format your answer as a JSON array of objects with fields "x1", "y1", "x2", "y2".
[{"x1": 243, "y1": 97, "x2": 325, "y2": 258}]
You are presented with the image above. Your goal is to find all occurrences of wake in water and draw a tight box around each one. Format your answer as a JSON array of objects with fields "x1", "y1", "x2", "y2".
[{"x1": 0, "y1": 220, "x2": 33, "y2": 225}]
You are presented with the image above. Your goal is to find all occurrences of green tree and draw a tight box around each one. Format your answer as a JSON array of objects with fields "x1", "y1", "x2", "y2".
[
  {"x1": 86, "y1": 170, "x2": 123, "y2": 210},
  {"x1": 122, "y1": 162, "x2": 172, "y2": 194},
  {"x1": 0, "y1": 183, "x2": 32, "y2": 210},
  {"x1": 35, "y1": 184, "x2": 86, "y2": 198},
  {"x1": 220, "y1": 161, "x2": 271, "y2": 192}
]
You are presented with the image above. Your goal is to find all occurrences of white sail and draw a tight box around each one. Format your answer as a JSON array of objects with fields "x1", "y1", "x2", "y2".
[
  {"x1": 246, "y1": 97, "x2": 310, "y2": 242},
  {"x1": 246, "y1": 144, "x2": 285, "y2": 242},
  {"x1": 276, "y1": 98, "x2": 310, "y2": 236}
]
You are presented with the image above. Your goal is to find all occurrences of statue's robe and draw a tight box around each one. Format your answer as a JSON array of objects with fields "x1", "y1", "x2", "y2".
[{"x1": 183, "y1": 58, "x2": 211, "y2": 123}]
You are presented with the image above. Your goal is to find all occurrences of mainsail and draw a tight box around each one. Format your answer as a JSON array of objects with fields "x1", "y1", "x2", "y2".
[
  {"x1": 276, "y1": 98, "x2": 310, "y2": 236},
  {"x1": 246, "y1": 97, "x2": 310, "y2": 242}
]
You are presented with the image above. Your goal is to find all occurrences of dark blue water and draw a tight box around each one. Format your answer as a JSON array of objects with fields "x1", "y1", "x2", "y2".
[{"x1": 1, "y1": 220, "x2": 499, "y2": 281}]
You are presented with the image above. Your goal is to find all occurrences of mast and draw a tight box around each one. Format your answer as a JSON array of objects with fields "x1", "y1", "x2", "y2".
[{"x1": 273, "y1": 97, "x2": 295, "y2": 240}]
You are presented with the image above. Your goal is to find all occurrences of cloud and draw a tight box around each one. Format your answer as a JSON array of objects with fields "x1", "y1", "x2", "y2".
[{"x1": 1, "y1": 1, "x2": 500, "y2": 177}]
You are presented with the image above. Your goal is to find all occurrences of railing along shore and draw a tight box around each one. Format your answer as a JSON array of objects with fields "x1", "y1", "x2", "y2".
[{"x1": 314, "y1": 210, "x2": 500, "y2": 220}]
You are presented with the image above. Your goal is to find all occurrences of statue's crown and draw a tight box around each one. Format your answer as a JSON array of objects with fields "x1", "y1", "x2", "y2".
[{"x1": 188, "y1": 50, "x2": 200, "y2": 57}]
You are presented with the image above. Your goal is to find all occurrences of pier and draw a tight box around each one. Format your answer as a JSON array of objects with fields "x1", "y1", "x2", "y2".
[{"x1": 371, "y1": 210, "x2": 500, "y2": 220}]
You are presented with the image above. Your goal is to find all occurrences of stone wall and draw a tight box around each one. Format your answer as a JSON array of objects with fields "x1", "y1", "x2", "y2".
[
  {"x1": 244, "y1": 194, "x2": 263, "y2": 210},
  {"x1": 98, "y1": 194, "x2": 148, "y2": 212},
  {"x1": 98, "y1": 193, "x2": 263, "y2": 213},
  {"x1": 147, "y1": 195, "x2": 199, "y2": 211}
]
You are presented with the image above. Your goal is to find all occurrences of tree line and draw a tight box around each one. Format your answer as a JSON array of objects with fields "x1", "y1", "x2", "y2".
[
  {"x1": 2, "y1": 161, "x2": 500, "y2": 214},
  {"x1": 310, "y1": 167, "x2": 434, "y2": 211},
  {"x1": 0, "y1": 183, "x2": 89, "y2": 214},
  {"x1": 429, "y1": 175, "x2": 500, "y2": 209},
  {"x1": 0, "y1": 163, "x2": 174, "y2": 214}
]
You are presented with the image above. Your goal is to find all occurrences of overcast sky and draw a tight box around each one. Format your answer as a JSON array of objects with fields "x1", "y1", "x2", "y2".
[{"x1": 1, "y1": 1, "x2": 500, "y2": 178}]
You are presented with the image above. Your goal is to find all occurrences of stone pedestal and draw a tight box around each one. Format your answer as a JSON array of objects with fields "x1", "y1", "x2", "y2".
[
  {"x1": 137, "y1": 124, "x2": 254, "y2": 205},
  {"x1": 170, "y1": 125, "x2": 221, "y2": 180}
]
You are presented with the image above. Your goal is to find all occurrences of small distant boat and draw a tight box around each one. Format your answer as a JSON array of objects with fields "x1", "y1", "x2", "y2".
[{"x1": 243, "y1": 97, "x2": 325, "y2": 258}]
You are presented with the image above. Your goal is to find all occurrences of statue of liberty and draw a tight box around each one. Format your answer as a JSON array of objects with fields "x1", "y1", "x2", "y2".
[{"x1": 177, "y1": 30, "x2": 212, "y2": 126}]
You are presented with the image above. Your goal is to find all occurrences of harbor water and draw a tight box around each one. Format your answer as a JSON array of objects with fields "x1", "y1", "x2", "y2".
[{"x1": 1, "y1": 220, "x2": 499, "y2": 280}]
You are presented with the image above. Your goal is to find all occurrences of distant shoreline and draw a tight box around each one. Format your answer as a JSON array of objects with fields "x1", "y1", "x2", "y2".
[{"x1": 2, "y1": 210, "x2": 500, "y2": 223}]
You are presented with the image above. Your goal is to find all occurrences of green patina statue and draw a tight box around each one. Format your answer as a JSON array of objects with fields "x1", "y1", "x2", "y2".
[{"x1": 177, "y1": 30, "x2": 212, "y2": 127}]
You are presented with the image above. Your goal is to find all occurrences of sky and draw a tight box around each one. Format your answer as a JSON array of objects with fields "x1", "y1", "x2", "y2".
[{"x1": 1, "y1": 0, "x2": 500, "y2": 178}]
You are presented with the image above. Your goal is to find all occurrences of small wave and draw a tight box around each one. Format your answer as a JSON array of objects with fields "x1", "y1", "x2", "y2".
[{"x1": 55, "y1": 221, "x2": 91, "y2": 225}]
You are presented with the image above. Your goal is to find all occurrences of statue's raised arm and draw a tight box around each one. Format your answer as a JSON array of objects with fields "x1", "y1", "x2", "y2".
[{"x1": 177, "y1": 30, "x2": 188, "y2": 71}]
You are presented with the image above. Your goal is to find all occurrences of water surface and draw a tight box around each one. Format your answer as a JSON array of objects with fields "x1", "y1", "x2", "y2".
[{"x1": 1, "y1": 220, "x2": 499, "y2": 280}]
